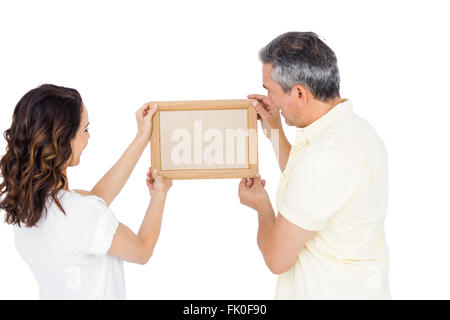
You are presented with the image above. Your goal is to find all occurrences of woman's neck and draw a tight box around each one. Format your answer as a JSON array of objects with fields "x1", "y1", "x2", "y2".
[{"x1": 60, "y1": 168, "x2": 70, "y2": 191}]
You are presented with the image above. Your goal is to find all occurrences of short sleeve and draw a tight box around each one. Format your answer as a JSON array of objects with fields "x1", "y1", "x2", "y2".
[
  {"x1": 277, "y1": 146, "x2": 365, "y2": 231},
  {"x1": 60, "y1": 195, "x2": 119, "y2": 255}
]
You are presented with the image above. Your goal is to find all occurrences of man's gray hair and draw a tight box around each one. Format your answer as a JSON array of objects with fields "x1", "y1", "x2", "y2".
[{"x1": 259, "y1": 32, "x2": 340, "y2": 102}]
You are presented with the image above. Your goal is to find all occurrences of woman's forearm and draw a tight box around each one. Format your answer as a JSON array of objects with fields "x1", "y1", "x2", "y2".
[
  {"x1": 137, "y1": 192, "x2": 167, "y2": 263},
  {"x1": 91, "y1": 134, "x2": 148, "y2": 206}
]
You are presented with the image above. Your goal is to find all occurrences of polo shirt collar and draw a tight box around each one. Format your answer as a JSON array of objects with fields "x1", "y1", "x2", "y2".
[{"x1": 294, "y1": 99, "x2": 353, "y2": 146}]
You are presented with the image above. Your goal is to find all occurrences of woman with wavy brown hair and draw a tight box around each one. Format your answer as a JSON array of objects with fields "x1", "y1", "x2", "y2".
[{"x1": 0, "y1": 84, "x2": 172, "y2": 299}]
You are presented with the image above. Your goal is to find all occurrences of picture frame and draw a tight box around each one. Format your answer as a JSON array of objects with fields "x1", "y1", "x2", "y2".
[{"x1": 150, "y1": 99, "x2": 258, "y2": 179}]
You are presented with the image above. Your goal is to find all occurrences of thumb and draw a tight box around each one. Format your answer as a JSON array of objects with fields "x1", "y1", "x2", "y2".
[
  {"x1": 145, "y1": 103, "x2": 158, "y2": 118},
  {"x1": 151, "y1": 168, "x2": 159, "y2": 180}
]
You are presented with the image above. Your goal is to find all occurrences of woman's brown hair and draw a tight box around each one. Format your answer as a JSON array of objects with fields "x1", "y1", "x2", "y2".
[{"x1": 0, "y1": 84, "x2": 83, "y2": 227}]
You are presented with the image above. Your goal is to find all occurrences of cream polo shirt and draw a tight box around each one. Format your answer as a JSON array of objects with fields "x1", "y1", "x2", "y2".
[{"x1": 275, "y1": 99, "x2": 390, "y2": 299}]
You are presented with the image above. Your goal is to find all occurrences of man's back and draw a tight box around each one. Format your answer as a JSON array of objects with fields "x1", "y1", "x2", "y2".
[{"x1": 275, "y1": 100, "x2": 390, "y2": 299}]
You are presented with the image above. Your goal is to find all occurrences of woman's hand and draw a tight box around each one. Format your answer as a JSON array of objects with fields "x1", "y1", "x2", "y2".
[
  {"x1": 238, "y1": 174, "x2": 270, "y2": 212},
  {"x1": 248, "y1": 94, "x2": 282, "y2": 139},
  {"x1": 136, "y1": 102, "x2": 158, "y2": 142},
  {"x1": 146, "y1": 167, "x2": 172, "y2": 197}
]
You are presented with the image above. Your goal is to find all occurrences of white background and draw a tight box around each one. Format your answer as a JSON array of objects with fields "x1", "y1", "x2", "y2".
[{"x1": 1, "y1": 0, "x2": 449, "y2": 299}]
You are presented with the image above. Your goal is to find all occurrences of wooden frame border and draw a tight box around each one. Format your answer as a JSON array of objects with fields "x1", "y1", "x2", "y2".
[{"x1": 150, "y1": 99, "x2": 258, "y2": 180}]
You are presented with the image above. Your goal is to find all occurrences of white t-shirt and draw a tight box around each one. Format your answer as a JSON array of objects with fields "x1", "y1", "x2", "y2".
[
  {"x1": 13, "y1": 189, "x2": 125, "y2": 299},
  {"x1": 275, "y1": 99, "x2": 391, "y2": 299}
]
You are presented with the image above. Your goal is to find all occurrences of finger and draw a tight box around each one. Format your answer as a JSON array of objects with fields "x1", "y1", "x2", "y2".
[
  {"x1": 261, "y1": 179, "x2": 266, "y2": 188},
  {"x1": 265, "y1": 104, "x2": 279, "y2": 114},
  {"x1": 240, "y1": 178, "x2": 250, "y2": 190},
  {"x1": 253, "y1": 174, "x2": 262, "y2": 186},
  {"x1": 141, "y1": 102, "x2": 151, "y2": 110},
  {"x1": 248, "y1": 94, "x2": 268, "y2": 102},
  {"x1": 246, "y1": 178, "x2": 254, "y2": 188},
  {"x1": 252, "y1": 100, "x2": 270, "y2": 119},
  {"x1": 137, "y1": 103, "x2": 150, "y2": 117},
  {"x1": 248, "y1": 94, "x2": 272, "y2": 107}
]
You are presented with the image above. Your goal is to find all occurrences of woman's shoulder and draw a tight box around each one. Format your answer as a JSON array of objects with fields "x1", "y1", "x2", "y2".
[
  {"x1": 51, "y1": 190, "x2": 110, "y2": 223},
  {"x1": 59, "y1": 189, "x2": 107, "y2": 208},
  {"x1": 50, "y1": 190, "x2": 118, "y2": 255},
  {"x1": 71, "y1": 189, "x2": 94, "y2": 197}
]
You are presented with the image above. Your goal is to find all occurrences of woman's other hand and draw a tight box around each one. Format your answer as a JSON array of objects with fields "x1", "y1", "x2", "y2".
[
  {"x1": 146, "y1": 167, "x2": 172, "y2": 197},
  {"x1": 136, "y1": 102, "x2": 158, "y2": 142}
]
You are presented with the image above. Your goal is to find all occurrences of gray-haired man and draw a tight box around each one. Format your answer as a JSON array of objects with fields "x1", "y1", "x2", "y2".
[{"x1": 238, "y1": 32, "x2": 390, "y2": 299}]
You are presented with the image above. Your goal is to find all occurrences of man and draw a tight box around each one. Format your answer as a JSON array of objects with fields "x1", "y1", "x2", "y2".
[{"x1": 238, "y1": 32, "x2": 390, "y2": 299}]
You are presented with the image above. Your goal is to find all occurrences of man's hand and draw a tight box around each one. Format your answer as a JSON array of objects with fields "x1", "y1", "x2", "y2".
[
  {"x1": 136, "y1": 102, "x2": 158, "y2": 142},
  {"x1": 248, "y1": 94, "x2": 282, "y2": 139},
  {"x1": 238, "y1": 174, "x2": 269, "y2": 211},
  {"x1": 248, "y1": 94, "x2": 292, "y2": 172},
  {"x1": 146, "y1": 167, "x2": 172, "y2": 197}
]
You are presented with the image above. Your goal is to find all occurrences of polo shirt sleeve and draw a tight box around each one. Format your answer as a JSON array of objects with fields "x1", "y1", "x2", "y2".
[
  {"x1": 60, "y1": 195, "x2": 119, "y2": 255},
  {"x1": 277, "y1": 145, "x2": 365, "y2": 231}
]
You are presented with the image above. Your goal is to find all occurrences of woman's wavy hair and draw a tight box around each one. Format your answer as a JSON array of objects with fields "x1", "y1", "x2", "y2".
[{"x1": 0, "y1": 84, "x2": 83, "y2": 227}]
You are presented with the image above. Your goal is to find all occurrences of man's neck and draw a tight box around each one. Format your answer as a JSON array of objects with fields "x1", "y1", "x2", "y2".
[{"x1": 305, "y1": 96, "x2": 345, "y2": 127}]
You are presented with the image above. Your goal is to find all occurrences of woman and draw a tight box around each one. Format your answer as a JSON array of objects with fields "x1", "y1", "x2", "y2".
[{"x1": 0, "y1": 84, "x2": 172, "y2": 299}]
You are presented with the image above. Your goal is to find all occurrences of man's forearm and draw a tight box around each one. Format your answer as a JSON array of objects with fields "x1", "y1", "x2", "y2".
[
  {"x1": 91, "y1": 135, "x2": 148, "y2": 206},
  {"x1": 256, "y1": 200, "x2": 276, "y2": 254},
  {"x1": 270, "y1": 129, "x2": 291, "y2": 172}
]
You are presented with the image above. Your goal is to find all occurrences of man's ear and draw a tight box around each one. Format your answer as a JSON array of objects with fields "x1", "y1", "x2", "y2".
[{"x1": 292, "y1": 84, "x2": 311, "y2": 109}]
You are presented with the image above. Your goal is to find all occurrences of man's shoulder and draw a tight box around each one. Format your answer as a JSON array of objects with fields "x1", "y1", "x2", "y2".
[
  {"x1": 321, "y1": 113, "x2": 387, "y2": 156},
  {"x1": 297, "y1": 118, "x2": 386, "y2": 176}
]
